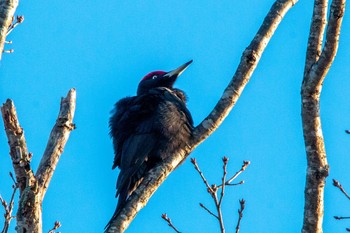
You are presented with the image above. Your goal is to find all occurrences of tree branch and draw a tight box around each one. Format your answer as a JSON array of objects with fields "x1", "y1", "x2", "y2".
[
  {"x1": 0, "y1": 0, "x2": 19, "y2": 60},
  {"x1": 1, "y1": 100, "x2": 35, "y2": 194},
  {"x1": 301, "y1": 0, "x2": 346, "y2": 233},
  {"x1": 1, "y1": 89, "x2": 76, "y2": 233},
  {"x1": 303, "y1": 0, "x2": 328, "y2": 76},
  {"x1": 36, "y1": 89, "x2": 76, "y2": 200},
  {"x1": 105, "y1": 0, "x2": 297, "y2": 232},
  {"x1": 304, "y1": 0, "x2": 346, "y2": 90},
  {"x1": 190, "y1": 0, "x2": 297, "y2": 148}
]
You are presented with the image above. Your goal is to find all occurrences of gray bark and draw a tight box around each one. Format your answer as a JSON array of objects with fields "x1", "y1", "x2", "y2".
[
  {"x1": 1, "y1": 89, "x2": 76, "y2": 233},
  {"x1": 301, "y1": 0, "x2": 346, "y2": 232}
]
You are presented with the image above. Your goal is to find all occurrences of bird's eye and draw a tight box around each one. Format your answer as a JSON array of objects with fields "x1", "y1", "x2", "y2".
[{"x1": 152, "y1": 75, "x2": 157, "y2": 79}]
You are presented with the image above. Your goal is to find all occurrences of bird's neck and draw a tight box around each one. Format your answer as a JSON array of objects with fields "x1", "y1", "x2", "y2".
[{"x1": 137, "y1": 87, "x2": 187, "y2": 103}]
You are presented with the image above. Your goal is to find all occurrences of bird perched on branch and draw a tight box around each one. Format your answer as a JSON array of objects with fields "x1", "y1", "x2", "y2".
[{"x1": 107, "y1": 60, "x2": 194, "y2": 227}]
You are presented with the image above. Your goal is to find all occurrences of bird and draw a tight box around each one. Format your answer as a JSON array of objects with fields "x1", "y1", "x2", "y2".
[{"x1": 107, "y1": 60, "x2": 194, "y2": 227}]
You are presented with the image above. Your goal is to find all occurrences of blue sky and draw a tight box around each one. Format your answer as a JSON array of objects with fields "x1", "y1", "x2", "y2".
[{"x1": 1, "y1": 0, "x2": 350, "y2": 232}]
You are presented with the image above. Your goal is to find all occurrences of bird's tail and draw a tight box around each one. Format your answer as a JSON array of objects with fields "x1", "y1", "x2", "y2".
[{"x1": 104, "y1": 191, "x2": 127, "y2": 231}]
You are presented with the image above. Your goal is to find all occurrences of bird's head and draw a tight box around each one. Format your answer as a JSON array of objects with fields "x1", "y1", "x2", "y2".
[{"x1": 137, "y1": 60, "x2": 192, "y2": 95}]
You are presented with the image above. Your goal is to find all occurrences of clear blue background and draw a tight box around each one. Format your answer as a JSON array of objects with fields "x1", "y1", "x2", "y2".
[{"x1": 1, "y1": 0, "x2": 350, "y2": 232}]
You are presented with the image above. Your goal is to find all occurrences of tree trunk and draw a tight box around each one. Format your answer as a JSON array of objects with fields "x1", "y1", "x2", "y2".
[{"x1": 301, "y1": 0, "x2": 345, "y2": 232}]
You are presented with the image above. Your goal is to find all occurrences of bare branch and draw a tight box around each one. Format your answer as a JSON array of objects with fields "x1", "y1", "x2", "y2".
[
  {"x1": 0, "y1": 0, "x2": 19, "y2": 60},
  {"x1": 191, "y1": 158, "x2": 214, "y2": 194},
  {"x1": 191, "y1": 157, "x2": 226, "y2": 232},
  {"x1": 194, "y1": 158, "x2": 248, "y2": 233},
  {"x1": 305, "y1": 0, "x2": 346, "y2": 90},
  {"x1": 303, "y1": 0, "x2": 328, "y2": 76},
  {"x1": 199, "y1": 203, "x2": 218, "y2": 219},
  {"x1": 301, "y1": 0, "x2": 346, "y2": 232},
  {"x1": 0, "y1": 172, "x2": 18, "y2": 233},
  {"x1": 36, "y1": 88, "x2": 76, "y2": 200},
  {"x1": 1, "y1": 89, "x2": 76, "y2": 233},
  {"x1": 333, "y1": 179, "x2": 350, "y2": 200},
  {"x1": 161, "y1": 214, "x2": 181, "y2": 233},
  {"x1": 226, "y1": 181, "x2": 244, "y2": 186},
  {"x1": 105, "y1": 1, "x2": 297, "y2": 232},
  {"x1": 217, "y1": 160, "x2": 250, "y2": 189},
  {"x1": 190, "y1": 0, "x2": 297, "y2": 149},
  {"x1": 1, "y1": 100, "x2": 35, "y2": 193},
  {"x1": 235, "y1": 199, "x2": 245, "y2": 233}
]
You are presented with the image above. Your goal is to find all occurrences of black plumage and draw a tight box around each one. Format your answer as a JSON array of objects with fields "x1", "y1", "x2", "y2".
[{"x1": 107, "y1": 60, "x2": 193, "y2": 226}]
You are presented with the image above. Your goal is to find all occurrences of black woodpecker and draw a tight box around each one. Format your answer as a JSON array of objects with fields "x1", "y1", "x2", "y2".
[{"x1": 107, "y1": 60, "x2": 194, "y2": 226}]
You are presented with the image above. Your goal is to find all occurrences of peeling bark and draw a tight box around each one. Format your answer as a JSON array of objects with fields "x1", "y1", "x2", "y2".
[
  {"x1": 105, "y1": 0, "x2": 298, "y2": 232},
  {"x1": 1, "y1": 89, "x2": 76, "y2": 233}
]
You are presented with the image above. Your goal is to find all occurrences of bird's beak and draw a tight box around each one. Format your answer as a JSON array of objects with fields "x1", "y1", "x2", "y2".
[{"x1": 164, "y1": 60, "x2": 193, "y2": 78}]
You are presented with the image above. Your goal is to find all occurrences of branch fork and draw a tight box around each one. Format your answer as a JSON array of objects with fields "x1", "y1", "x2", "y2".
[{"x1": 1, "y1": 89, "x2": 76, "y2": 233}]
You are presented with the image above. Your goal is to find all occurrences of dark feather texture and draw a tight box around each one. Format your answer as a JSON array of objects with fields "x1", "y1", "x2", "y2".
[{"x1": 106, "y1": 61, "x2": 193, "y2": 230}]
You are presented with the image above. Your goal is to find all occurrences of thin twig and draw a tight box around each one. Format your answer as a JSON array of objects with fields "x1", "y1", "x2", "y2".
[
  {"x1": 199, "y1": 203, "x2": 218, "y2": 219},
  {"x1": 0, "y1": 172, "x2": 18, "y2": 233},
  {"x1": 235, "y1": 199, "x2": 245, "y2": 233},
  {"x1": 191, "y1": 158, "x2": 214, "y2": 193},
  {"x1": 334, "y1": 216, "x2": 350, "y2": 220},
  {"x1": 191, "y1": 157, "x2": 225, "y2": 231},
  {"x1": 161, "y1": 214, "x2": 181, "y2": 233},
  {"x1": 219, "y1": 157, "x2": 228, "y2": 206},
  {"x1": 226, "y1": 181, "x2": 245, "y2": 186},
  {"x1": 6, "y1": 15, "x2": 24, "y2": 36},
  {"x1": 333, "y1": 179, "x2": 350, "y2": 200},
  {"x1": 2, "y1": 49, "x2": 13, "y2": 54},
  {"x1": 217, "y1": 161, "x2": 250, "y2": 189},
  {"x1": 47, "y1": 220, "x2": 61, "y2": 233},
  {"x1": 213, "y1": 192, "x2": 225, "y2": 233},
  {"x1": 193, "y1": 158, "x2": 250, "y2": 233}
]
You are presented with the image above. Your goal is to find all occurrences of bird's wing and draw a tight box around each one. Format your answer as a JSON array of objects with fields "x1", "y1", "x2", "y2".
[
  {"x1": 115, "y1": 133, "x2": 156, "y2": 197},
  {"x1": 109, "y1": 96, "x2": 136, "y2": 169}
]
